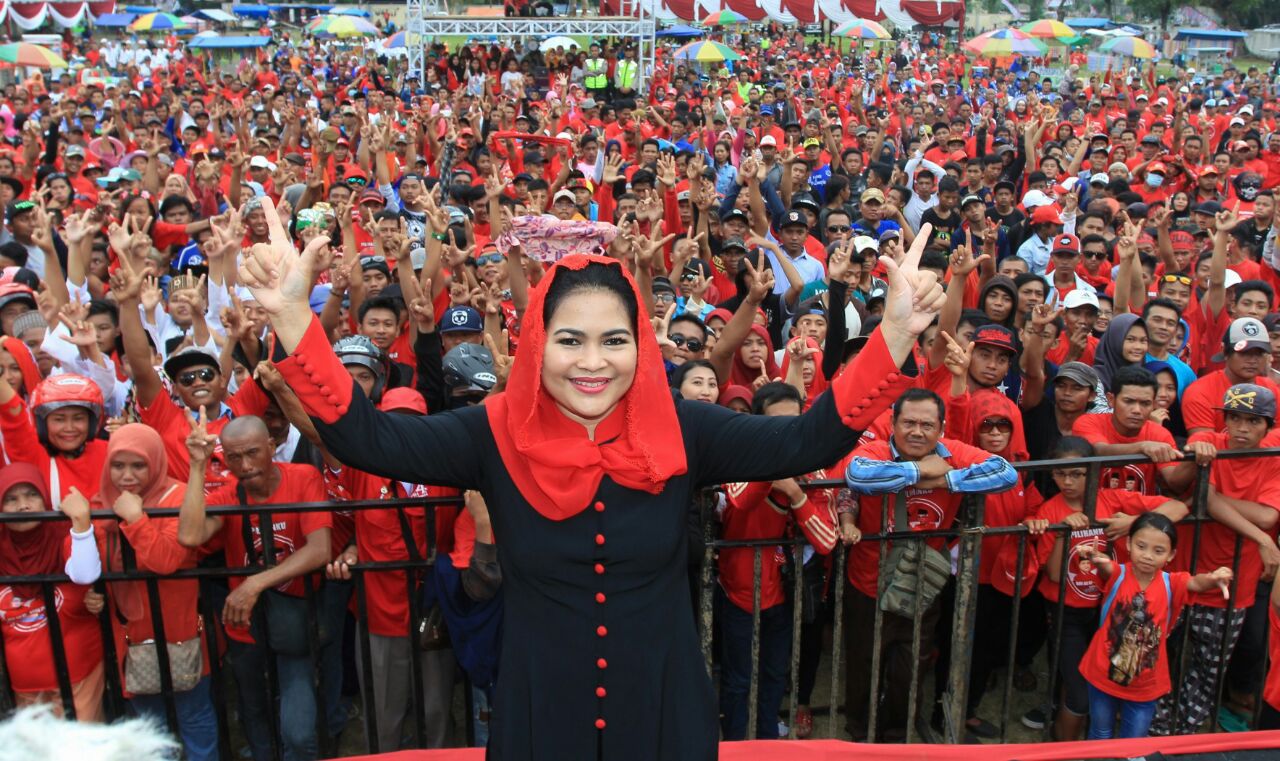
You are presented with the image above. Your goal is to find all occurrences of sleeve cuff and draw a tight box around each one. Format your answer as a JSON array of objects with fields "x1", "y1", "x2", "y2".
[
  {"x1": 831, "y1": 329, "x2": 918, "y2": 430},
  {"x1": 273, "y1": 315, "x2": 355, "y2": 424}
]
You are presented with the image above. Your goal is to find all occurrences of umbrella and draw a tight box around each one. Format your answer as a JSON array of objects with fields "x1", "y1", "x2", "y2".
[
  {"x1": 129, "y1": 11, "x2": 189, "y2": 31},
  {"x1": 0, "y1": 43, "x2": 68, "y2": 68},
  {"x1": 383, "y1": 30, "x2": 407, "y2": 48},
  {"x1": 540, "y1": 36, "x2": 582, "y2": 52},
  {"x1": 1020, "y1": 19, "x2": 1075, "y2": 40},
  {"x1": 1100, "y1": 35, "x2": 1157, "y2": 59},
  {"x1": 963, "y1": 28, "x2": 1047, "y2": 57},
  {"x1": 701, "y1": 9, "x2": 748, "y2": 25},
  {"x1": 306, "y1": 14, "x2": 379, "y2": 38},
  {"x1": 833, "y1": 19, "x2": 891, "y2": 40},
  {"x1": 673, "y1": 40, "x2": 741, "y2": 62}
]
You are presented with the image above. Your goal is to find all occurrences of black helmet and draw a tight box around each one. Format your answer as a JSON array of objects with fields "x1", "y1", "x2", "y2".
[
  {"x1": 333, "y1": 335, "x2": 388, "y2": 402},
  {"x1": 443, "y1": 343, "x2": 497, "y2": 393}
]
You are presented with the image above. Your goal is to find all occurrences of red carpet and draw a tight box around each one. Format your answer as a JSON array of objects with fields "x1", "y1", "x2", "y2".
[{"x1": 341, "y1": 731, "x2": 1280, "y2": 760}]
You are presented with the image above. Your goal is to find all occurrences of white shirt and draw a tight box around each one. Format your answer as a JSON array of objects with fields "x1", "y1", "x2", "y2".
[{"x1": 1017, "y1": 234, "x2": 1054, "y2": 277}]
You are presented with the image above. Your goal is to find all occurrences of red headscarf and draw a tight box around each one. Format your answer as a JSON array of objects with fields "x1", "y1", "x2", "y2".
[
  {"x1": 728, "y1": 323, "x2": 781, "y2": 388},
  {"x1": 965, "y1": 388, "x2": 1029, "y2": 462},
  {"x1": 95, "y1": 424, "x2": 184, "y2": 510},
  {"x1": 0, "y1": 336, "x2": 41, "y2": 398},
  {"x1": 778, "y1": 336, "x2": 829, "y2": 408},
  {"x1": 0, "y1": 462, "x2": 61, "y2": 596},
  {"x1": 485, "y1": 254, "x2": 688, "y2": 521}
]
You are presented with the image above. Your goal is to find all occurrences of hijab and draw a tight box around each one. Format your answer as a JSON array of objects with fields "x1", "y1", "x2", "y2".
[
  {"x1": 485, "y1": 254, "x2": 688, "y2": 521},
  {"x1": 95, "y1": 424, "x2": 184, "y2": 510},
  {"x1": 978, "y1": 276, "x2": 1018, "y2": 329},
  {"x1": 728, "y1": 323, "x2": 781, "y2": 388},
  {"x1": 967, "y1": 388, "x2": 1029, "y2": 462},
  {"x1": 0, "y1": 462, "x2": 61, "y2": 597},
  {"x1": 0, "y1": 336, "x2": 41, "y2": 398},
  {"x1": 1092, "y1": 313, "x2": 1146, "y2": 390},
  {"x1": 778, "y1": 336, "x2": 828, "y2": 408}
]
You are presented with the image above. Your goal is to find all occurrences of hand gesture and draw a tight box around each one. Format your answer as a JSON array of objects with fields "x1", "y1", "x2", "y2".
[
  {"x1": 1029, "y1": 303, "x2": 1062, "y2": 332},
  {"x1": 1209, "y1": 567, "x2": 1234, "y2": 599},
  {"x1": 751, "y1": 360, "x2": 772, "y2": 391},
  {"x1": 940, "y1": 330, "x2": 971, "y2": 379},
  {"x1": 253, "y1": 360, "x2": 289, "y2": 395},
  {"x1": 743, "y1": 255, "x2": 775, "y2": 305},
  {"x1": 484, "y1": 331, "x2": 513, "y2": 391},
  {"x1": 787, "y1": 336, "x2": 817, "y2": 363},
  {"x1": 949, "y1": 243, "x2": 988, "y2": 276},
  {"x1": 1214, "y1": 202, "x2": 1242, "y2": 233},
  {"x1": 826, "y1": 243, "x2": 853, "y2": 283},
  {"x1": 651, "y1": 303, "x2": 677, "y2": 359},
  {"x1": 108, "y1": 255, "x2": 143, "y2": 302},
  {"x1": 185, "y1": 407, "x2": 217, "y2": 466},
  {"x1": 237, "y1": 196, "x2": 331, "y2": 317},
  {"x1": 62, "y1": 210, "x2": 92, "y2": 245},
  {"x1": 139, "y1": 276, "x2": 162, "y2": 313},
  {"x1": 880, "y1": 222, "x2": 946, "y2": 338}
]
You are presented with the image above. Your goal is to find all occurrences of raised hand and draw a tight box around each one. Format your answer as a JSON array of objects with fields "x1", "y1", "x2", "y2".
[
  {"x1": 185, "y1": 407, "x2": 217, "y2": 466},
  {"x1": 879, "y1": 222, "x2": 947, "y2": 342},
  {"x1": 236, "y1": 196, "x2": 331, "y2": 324},
  {"x1": 940, "y1": 330, "x2": 971, "y2": 379}
]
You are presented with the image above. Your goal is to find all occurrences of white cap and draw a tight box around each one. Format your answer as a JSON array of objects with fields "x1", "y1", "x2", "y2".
[
  {"x1": 676, "y1": 189, "x2": 690, "y2": 201},
  {"x1": 1230, "y1": 117, "x2": 1246, "y2": 127},
  {"x1": 1062, "y1": 289, "x2": 1100, "y2": 311},
  {"x1": 1089, "y1": 172, "x2": 1109, "y2": 186},
  {"x1": 249, "y1": 155, "x2": 276, "y2": 172},
  {"x1": 1205, "y1": 98, "x2": 1217, "y2": 107},
  {"x1": 553, "y1": 188, "x2": 576, "y2": 204},
  {"x1": 852, "y1": 235, "x2": 878, "y2": 253},
  {"x1": 760, "y1": 135, "x2": 777, "y2": 147},
  {"x1": 1240, "y1": 105, "x2": 1255, "y2": 115},
  {"x1": 1224, "y1": 269, "x2": 1243, "y2": 289},
  {"x1": 1155, "y1": 97, "x2": 1169, "y2": 106},
  {"x1": 1022, "y1": 189, "x2": 1054, "y2": 209}
]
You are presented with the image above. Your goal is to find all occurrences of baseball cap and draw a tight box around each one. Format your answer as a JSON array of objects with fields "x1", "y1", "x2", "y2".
[
  {"x1": 1055, "y1": 361, "x2": 1100, "y2": 390},
  {"x1": 860, "y1": 188, "x2": 885, "y2": 204},
  {"x1": 1218, "y1": 383, "x2": 1276, "y2": 421},
  {"x1": 1051, "y1": 233, "x2": 1080, "y2": 256},
  {"x1": 960, "y1": 194, "x2": 985, "y2": 209},
  {"x1": 1222, "y1": 317, "x2": 1272, "y2": 355},
  {"x1": 553, "y1": 188, "x2": 577, "y2": 204},
  {"x1": 1062, "y1": 290, "x2": 1100, "y2": 311},
  {"x1": 779, "y1": 210, "x2": 808, "y2": 229},
  {"x1": 163, "y1": 346, "x2": 220, "y2": 381},
  {"x1": 971, "y1": 324, "x2": 1017, "y2": 355},
  {"x1": 1030, "y1": 205, "x2": 1064, "y2": 226},
  {"x1": 852, "y1": 235, "x2": 878, "y2": 254},
  {"x1": 439, "y1": 305, "x2": 484, "y2": 334},
  {"x1": 721, "y1": 236, "x2": 749, "y2": 253},
  {"x1": 720, "y1": 208, "x2": 750, "y2": 226},
  {"x1": 1193, "y1": 200, "x2": 1223, "y2": 216},
  {"x1": 651, "y1": 276, "x2": 676, "y2": 297},
  {"x1": 759, "y1": 135, "x2": 777, "y2": 147},
  {"x1": 379, "y1": 387, "x2": 428, "y2": 415},
  {"x1": 249, "y1": 155, "x2": 276, "y2": 172},
  {"x1": 802, "y1": 138, "x2": 821, "y2": 149},
  {"x1": 1089, "y1": 172, "x2": 1109, "y2": 187}
]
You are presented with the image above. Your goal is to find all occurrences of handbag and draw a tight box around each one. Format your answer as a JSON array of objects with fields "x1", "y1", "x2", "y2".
[
  {"x1": 124, "y1": 618, "x2": 204, "y2": 695},
  {"x1": 396, "y1": 507, "x2": 450, "y2": 651},
  {"x1": 238, "y1": 486, "x2": 323, "y2": 657},
  {"x1": 878, "y1": 492, "x2": 953, "y2": 619}
]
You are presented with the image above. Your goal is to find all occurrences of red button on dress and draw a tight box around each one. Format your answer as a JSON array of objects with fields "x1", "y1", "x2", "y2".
[
  {"x1": 595, "y1": 718, "x2": 606, "y2": 730},
  {"x1": 594, "y1": 563, "x2": 605, "y2": 575},
  {"x1": 596, "y1": 686, "x2": 607, "y2": 698},
  {"x1": 594, "y1": 501, "x2": 605, "y2": 512},
  {"x1": 595, "y1": 592, "x2": 606, "y2": 604},
  {"x1": 597, "y1": 626, "x2": 608, "y2": 637},
  {"x1": 595, "y1": 534, "x2": 605, "y2": 545},
  {"x1": 597, "y1": 658, "x2": 608, "y2": 669}
]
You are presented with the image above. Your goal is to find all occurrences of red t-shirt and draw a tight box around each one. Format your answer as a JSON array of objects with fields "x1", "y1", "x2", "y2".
[
  {"x1": 1036, "y1": 490, "x2": 1170, "y2": 606},
  {"x1": 0, "y1": 580, "x2": 102, "y2": 692},
  {"x1": 1045, "y1": 334, "x2": 1098, "y2": 367},
  {"x1": 1080, "y1": 566, "x2": 1191, "y2": 702},
  {"x1": 139, "y1": 380, "x2": 272, "y2": 492},
  {"x1": 978, "y1": 480, "x2": 1043, "y2": 585},
  {"x1": 1071, "y1": 414, "x2": 1179, "y2": 496},
  {"x1": 1182, "y1": 371, "x2": 1280, "y2": 433},
  {"x1": 207, "y1": 463, "x2": 332, "y2": 643}
]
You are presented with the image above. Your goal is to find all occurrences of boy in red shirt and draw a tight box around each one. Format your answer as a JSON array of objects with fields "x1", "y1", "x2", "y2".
[{"x1": 1072, "y1": 365, "x2": 1182, "y2": 496}]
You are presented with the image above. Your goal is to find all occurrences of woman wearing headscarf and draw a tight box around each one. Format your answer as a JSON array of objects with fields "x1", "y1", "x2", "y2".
[
  {"x1": 247, "y1": 197, "x2": 946, "y2": 761},
  {"x1": 1092, "y1": 312, "x2": 1149, "y2": 391},
  {"x1": 89, "y1": 424, "x2": 217, "y2": 761},
  {"x1": 1145, "y1": 360, "x2": 1189, "y2": 443},
  {"x1": 780, "y1": 336, "x2": 828, "y2": 410},
  {"x1": 0, "y1": 465, "x2": 102, "y2": 720}
]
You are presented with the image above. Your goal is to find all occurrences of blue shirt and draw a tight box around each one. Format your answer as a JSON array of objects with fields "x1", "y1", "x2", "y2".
[{"x1": 845, "y1": 439, "x2": 1018, "y2": 496}]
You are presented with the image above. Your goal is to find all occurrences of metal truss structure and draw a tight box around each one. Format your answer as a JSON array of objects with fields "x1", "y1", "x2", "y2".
[{"x1": 405, "y1": 1, "x2": 656, "y2": 92}]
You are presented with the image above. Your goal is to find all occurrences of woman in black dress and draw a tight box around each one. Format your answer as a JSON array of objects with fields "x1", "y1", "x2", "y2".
[{"x1": 239, "y1": 198, "x2": 944, "y2": 760}]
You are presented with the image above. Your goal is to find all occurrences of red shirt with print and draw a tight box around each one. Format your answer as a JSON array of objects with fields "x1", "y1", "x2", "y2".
[
  {"x1": 1080, "y1": 566, "x2": 1191, "y2": 702},
  {"x1": 1182, "y1": 371, "x2": 1280, "y2": 433},
  {"x1": 139, "y1": 380, "x2": 273, "y2": 492},
  {"x1": 1071, "y1": 414, "x2": 1179, "y2": 496}
]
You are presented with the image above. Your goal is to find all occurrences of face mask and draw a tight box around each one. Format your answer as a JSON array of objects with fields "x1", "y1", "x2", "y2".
[{"x1": 1146, "y1": 174, "x2": 1164, "y2": 189}]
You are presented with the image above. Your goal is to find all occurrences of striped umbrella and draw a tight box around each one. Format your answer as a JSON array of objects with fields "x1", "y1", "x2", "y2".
[
  {"x1": 833, "y1": 19, "x2": 891, "y2": 40},
  {"x1": 963, "y1": 28, "x2": 1047, "y2": 57},
  {"x1": 673, "y1": 40, "x2": 742, "y2": 62},
  {"x1": 383, "y1": 30, "x2": 407, "y2": 48},
  {"x1": 1100, "y1": 35, "x2": 1157, "y2": 59},
  {"x1": 306, "y1": 14, "x2": 379, "y2": 38},
  {"x1": 129, "y1": 11, "x2": 189, "y2": 31},
  {"x1": 0, "y1": 43, "x2": 68, "y2": 68},
  {"x1": 700, "y1": 9, "x2": 749, "y2": 25},
  {"x1": 1020, "y1": 19, "x2": 1075, "y2": 40}
]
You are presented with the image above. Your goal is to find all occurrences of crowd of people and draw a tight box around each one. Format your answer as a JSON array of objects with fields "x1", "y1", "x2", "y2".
[{"x1": 0, "y1": 17, "x2": 1279, "y2": 758}]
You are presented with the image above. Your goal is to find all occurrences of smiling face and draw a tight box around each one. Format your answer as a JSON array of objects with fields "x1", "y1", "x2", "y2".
[
  {"x1": 541, "y1": 289, "x2": 637, "y2": 433},
  {"x1": 678, "y1": 364, "x2": 719, "y2": 404},
  {"x1": 174, "y1": 362, "x2": 225, "y2": 413}
]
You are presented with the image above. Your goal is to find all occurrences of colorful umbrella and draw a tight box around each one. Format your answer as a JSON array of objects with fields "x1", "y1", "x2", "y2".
[
  {"x1": 1020, "y1": 19, "x2": 1075, "y2": 40},
  {"x1": 700, "y1": 9, "x2": 748, "y2": 25},
  {"x1": 1100, "y1": 35, "x2": 1157, "y2": 59},
  {"x1": 0, "y1": 43, "x2": 68, "y2": 68},
  {"x1": 833, "y1": 19, "x2": 891, "y2": 40},
  {"x1": 129, "y1": 11, "x2": 189, "y2": 31},
  {"x1": 963, "y1": 28, "x2": 1047, "y2": 57},
  {"x1": 673, "y1": 40, "x2": 742, "y2": 62},
  {"x1": 306, "y1": 14, "x2": 379, "y2": 38}
]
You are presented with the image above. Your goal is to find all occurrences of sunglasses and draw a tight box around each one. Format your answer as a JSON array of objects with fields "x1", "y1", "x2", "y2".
[
  {"x1": 1160, "y1": 274, "x2": 1192, "y2": 286},
  {"x1": 178, "y1": 367, "x2": 217, "y2": 387},
  {"x1": 474, "y1": 252, "x2": 504, "y2": 266},
  {"x1": 654, "y1": 291, "x2": 676, "y2": 304},
  {"x1": 1083, "y1": 250, "x2": 1109, "y2": 260},
  {"x1": 827, "y1": 225, "x2": 851, "y2": 234},
  {"x1": 669, "y1": 334, "x2": 705, "y2": 353},
  {"x1": 978, "y1": 418, "x2": 1013, "y2": 434},
  {"x1": 345, "y1": 176, "x2": 368, "y2": 186}
]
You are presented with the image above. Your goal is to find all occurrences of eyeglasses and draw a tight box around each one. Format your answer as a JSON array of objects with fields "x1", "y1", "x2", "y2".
[
  {"x1": 978, "y1": 418, "x2": 1013, "y2": 434},
  {"x1": 177, "y1": 367, "x2": 217, "y2": 387},
  {"x1": 654, "y1": 291, "x2": 676, "y2": 304},
  {"x1": 669, "y1": 333, "x2": 705, "y2": 353},
  {"x1": 1083, "y1": 250, "x2": 1109, "y2": 260},
  {"x1": 827, "y1": 225, "x2": 851, "y2": 233},
  {"x1": 1160, "y1": 274, "x2": 1192, "y2": 286},
  {"x1": 474, "y1": 253, "x2": 504, "y2": 266}
]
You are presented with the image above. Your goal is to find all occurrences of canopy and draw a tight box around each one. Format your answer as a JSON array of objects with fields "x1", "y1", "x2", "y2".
[
  {"x1": 2, "y1": 0, "x2": 118, "y2": 29},
  {"x1": 191, "y1": 8, "x2": 235, "y2": 22},
  {"x1": 94, "y1": 11, "x2": 136, "y2": 26},
  {"x1": 1065, "y1": 17, "x2": 1110, "y2": 29},
  {"x1": 231, "y1": 3, "x2": 270, "y2": 18},
  {"x1": 656, "y1": 23, "x2": 702, "y2": 37},
  {"x1": 328, "y1": 5, "x2": 368, "y2": 15},
  {"x1": 1175, "y1": 28, "x2": 1246, "y2": 40},
  {"x1": 188, "y1": 34, "x2": 272, "y2": 48},
  {"x1": 540, "y1": 35, "x2": 582, "y2": 52}
]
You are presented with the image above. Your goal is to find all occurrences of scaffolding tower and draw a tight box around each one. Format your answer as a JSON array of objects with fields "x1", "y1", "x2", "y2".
[{"x1": 404, "y1": 1, "x2": 657, "y2": 93}]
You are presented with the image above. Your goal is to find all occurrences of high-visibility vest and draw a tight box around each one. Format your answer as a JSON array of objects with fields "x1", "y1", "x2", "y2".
[
  {"x1": 615, "y1": 59, "x2": 637, "y2": 90},
  {"x1": 585, "y1": 58, "x2": 607, "y2": 90}
]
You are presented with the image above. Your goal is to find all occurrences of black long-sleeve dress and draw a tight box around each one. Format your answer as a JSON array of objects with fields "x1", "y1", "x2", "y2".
[{"x1": 279, "y1": 319, "x2": 915, "y2": 761}]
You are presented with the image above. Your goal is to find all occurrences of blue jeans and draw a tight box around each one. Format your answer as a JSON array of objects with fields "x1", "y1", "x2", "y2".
[
  {"x1": 130, "y1": 675, "x2": 219, "y2": 761},
  {"x1": 1087, "y1": 683, "x2": 1157, "y2": 739},
  {"x1": 227, "y1": 639, "x2": 319, "y2": 761},
  {"x1": 717, "y1": 588, "x2": 791, "y2": 740}
]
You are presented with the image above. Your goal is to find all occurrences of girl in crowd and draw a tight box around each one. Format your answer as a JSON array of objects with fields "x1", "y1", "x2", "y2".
[{"x1": 1093, "y1": 314, "x2": 1149, "y2": 391}]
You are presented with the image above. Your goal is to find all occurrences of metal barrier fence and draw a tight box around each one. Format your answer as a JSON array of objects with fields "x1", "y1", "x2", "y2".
[{"x1": 0, "y1": 448, "x2": 1277, "y2": 757}]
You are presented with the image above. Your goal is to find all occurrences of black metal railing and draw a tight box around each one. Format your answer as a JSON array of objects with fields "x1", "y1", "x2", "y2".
[{"x1": 0, "y1": 448, "x2": 1277, "y2": 756}]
